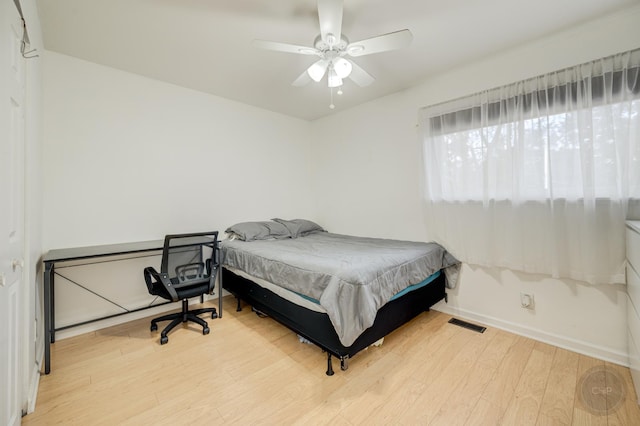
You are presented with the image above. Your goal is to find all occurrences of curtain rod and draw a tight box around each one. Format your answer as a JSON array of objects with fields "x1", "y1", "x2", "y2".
[{"x1": 420, "y1": 47, "x2": 640, "y2": 113}]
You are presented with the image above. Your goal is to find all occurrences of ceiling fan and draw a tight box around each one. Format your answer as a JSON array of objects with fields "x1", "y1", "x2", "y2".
[{"x1": 253, "y1": 0, "x2": 413, "y2": 104}]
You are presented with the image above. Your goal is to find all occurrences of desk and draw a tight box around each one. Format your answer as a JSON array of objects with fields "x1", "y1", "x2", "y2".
[{"x1": 43, "y1": 239, "x2": 223, "y2": 374}]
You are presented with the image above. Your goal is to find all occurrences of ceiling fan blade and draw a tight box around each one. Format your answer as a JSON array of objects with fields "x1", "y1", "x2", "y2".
[
  {"x1": 348, "y1": 61, "x2": 375, "y2": 87},
  {"x1": 346, "y1": 29, "x2": 413, "y2": 57},
  {"x1": 317, "y1": 0, "x2": 343, "y2": 46},
  {"x1": 252, "y1": 39, "x2": 320, "y2": 55},
  {"x1": 292, "y1": 70, "x2": 312, "y2": 87}
]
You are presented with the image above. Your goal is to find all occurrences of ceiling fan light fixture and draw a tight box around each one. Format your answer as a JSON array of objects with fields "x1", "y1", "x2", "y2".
[
  {"x1": 333, "y1": 58, "x2": 352, "y2": 78},
  {"x1": 307, "y1": 60, "x2": 328, "y2": 82},
  {"x1": 328, "y1": 69, "x2": 342, "y2": 88}
]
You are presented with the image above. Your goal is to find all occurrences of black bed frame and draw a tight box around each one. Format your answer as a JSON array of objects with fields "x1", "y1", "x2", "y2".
[{"x1": 222, "y1": 267, "x2": 447, "y2": 375}]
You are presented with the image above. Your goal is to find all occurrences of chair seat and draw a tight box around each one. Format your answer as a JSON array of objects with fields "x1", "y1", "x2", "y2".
[
  {"x1": 149, "y1": 280, "x2": 211, "y2": 302},
  {"x1": 176, "y1": 283, "x2": 211, "y2": 300}
]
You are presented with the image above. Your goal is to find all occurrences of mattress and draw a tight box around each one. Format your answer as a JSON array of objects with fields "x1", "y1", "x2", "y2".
[
  {"x1": 222, "y1": 232, "x2": 460, "y2": 346},
  {"x1": 225, "y1": 265, "x2": 326, "y2": 313},
  {"x1": 225, "y1": 265, "x2": 442, "y2": 313}
]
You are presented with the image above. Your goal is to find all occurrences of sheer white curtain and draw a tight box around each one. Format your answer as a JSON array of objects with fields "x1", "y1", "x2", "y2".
[{"x1": 420, "y1": 49, "x2": 640, "y2": 284}]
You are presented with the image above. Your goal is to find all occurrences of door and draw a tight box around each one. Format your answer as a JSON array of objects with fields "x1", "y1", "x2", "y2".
[{"x1": 1, "y1": 1, "x2": 26, "y2": 424}]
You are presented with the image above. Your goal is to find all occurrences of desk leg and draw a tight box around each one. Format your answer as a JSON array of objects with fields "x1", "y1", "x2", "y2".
[
  {"x1": 218, "y1": 268, "x2": 223, "y2": 319},
  {"x1": 44, "y1": 262, "x2": 53, "y2": 374}
]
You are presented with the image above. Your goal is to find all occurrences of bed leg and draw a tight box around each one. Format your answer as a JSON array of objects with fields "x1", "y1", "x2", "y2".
[
  {"x1": 235, "y1": 297, "x2": 242, "y2": 312},
  {"x1": 444, "y1": 292, "x2": 448, "y2": 303},
  {"x1": 326, "y1": 353, "x2": 335, "y2": 376}
]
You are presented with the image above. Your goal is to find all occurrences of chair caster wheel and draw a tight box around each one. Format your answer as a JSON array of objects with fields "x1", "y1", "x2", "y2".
[
  {"x1": 211, "y1": 312, "x2": 218, "y2": 319},
  {"x1": 150, "y1": 324, "x2": 158, "y2": 332},
  {"x1": 203, "y1": 327, "x2": 210, "y2": 335},
  {"x1": 160, "y1": 336, "x2": 168, "y2": 345}
]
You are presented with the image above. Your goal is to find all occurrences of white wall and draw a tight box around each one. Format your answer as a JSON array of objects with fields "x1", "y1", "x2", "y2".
[
  {"x1": 43, "y1": 51, "x2": 315, "y2": 250},
  {"x1": 41, "y1": 52, "x2": 316, "y2": 342},
  {"x1": 310, "y1": 5, "x2": 640, "y2": 364}
]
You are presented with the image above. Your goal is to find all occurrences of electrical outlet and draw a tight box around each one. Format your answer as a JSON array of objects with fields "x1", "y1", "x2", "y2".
[{"x1": 520, "y1": 292, "x2": 534, "y2": 309}]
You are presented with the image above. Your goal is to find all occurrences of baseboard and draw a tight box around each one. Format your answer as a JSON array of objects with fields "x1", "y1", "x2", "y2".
[
  {"x1": 26, "y1": 363, "x2": 40, "y2": 414},
  {"x1": 433, "y1": 303, "x2": 629, "y2": 367},
  {"x1": 25, "y1": 338, "x2": 45, "y2": 415}
]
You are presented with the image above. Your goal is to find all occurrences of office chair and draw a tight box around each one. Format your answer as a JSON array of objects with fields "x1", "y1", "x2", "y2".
[{"x1": 143, "y1": 231, "x2": 219, "y2": 344}]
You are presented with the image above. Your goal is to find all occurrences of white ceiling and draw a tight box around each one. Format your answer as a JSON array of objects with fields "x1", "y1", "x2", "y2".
[{"x1": 36, "y1": 0, "x2": 638, "y2": 121}]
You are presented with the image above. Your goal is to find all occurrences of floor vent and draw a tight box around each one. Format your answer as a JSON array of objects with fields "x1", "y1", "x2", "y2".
[{"x1": 448, "y1": 318, "x2": 486, "y2": 333}]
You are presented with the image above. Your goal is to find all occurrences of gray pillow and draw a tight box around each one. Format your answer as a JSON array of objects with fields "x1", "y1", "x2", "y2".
[
  {"x1": 271, "y1": 218, "x2": 325, "y2": 238},
  {"x1": 225, "y1": 221, "x2": 291, "y2": 241}
]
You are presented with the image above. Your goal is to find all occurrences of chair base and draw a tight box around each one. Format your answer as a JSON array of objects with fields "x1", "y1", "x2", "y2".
[{"x1": 150, "y1": 299, "x2": 217, "y2": 344}]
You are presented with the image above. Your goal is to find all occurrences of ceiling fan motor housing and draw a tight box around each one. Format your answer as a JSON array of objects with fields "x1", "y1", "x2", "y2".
[{"x1": 314, "y1": 34, "x2": 348, "y2": 52}]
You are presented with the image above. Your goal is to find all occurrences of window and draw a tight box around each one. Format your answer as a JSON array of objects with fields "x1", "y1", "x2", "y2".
[{"x1": 420, "y1": 49, "x2": 640, "y2": 284}]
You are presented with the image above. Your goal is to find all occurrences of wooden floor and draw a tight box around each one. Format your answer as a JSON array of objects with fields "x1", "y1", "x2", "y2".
[{"x1": 24, "y1": 297, "x2": 640, "y2": 425}]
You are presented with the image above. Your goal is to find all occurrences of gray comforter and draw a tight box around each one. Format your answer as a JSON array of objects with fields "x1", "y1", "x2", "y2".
[{"x1": 221, "y1": 232, "x2": 460, "y2": 346}]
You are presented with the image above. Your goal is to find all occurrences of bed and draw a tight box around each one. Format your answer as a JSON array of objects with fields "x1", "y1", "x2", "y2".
[{"x1": 221, "y1": 219, "x2": 460, "y2": 375}]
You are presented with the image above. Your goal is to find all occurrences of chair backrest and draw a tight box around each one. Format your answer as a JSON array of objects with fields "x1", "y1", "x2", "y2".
[{"x1": 161, "y1": 232, "x2": 219, "y2": 290}]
